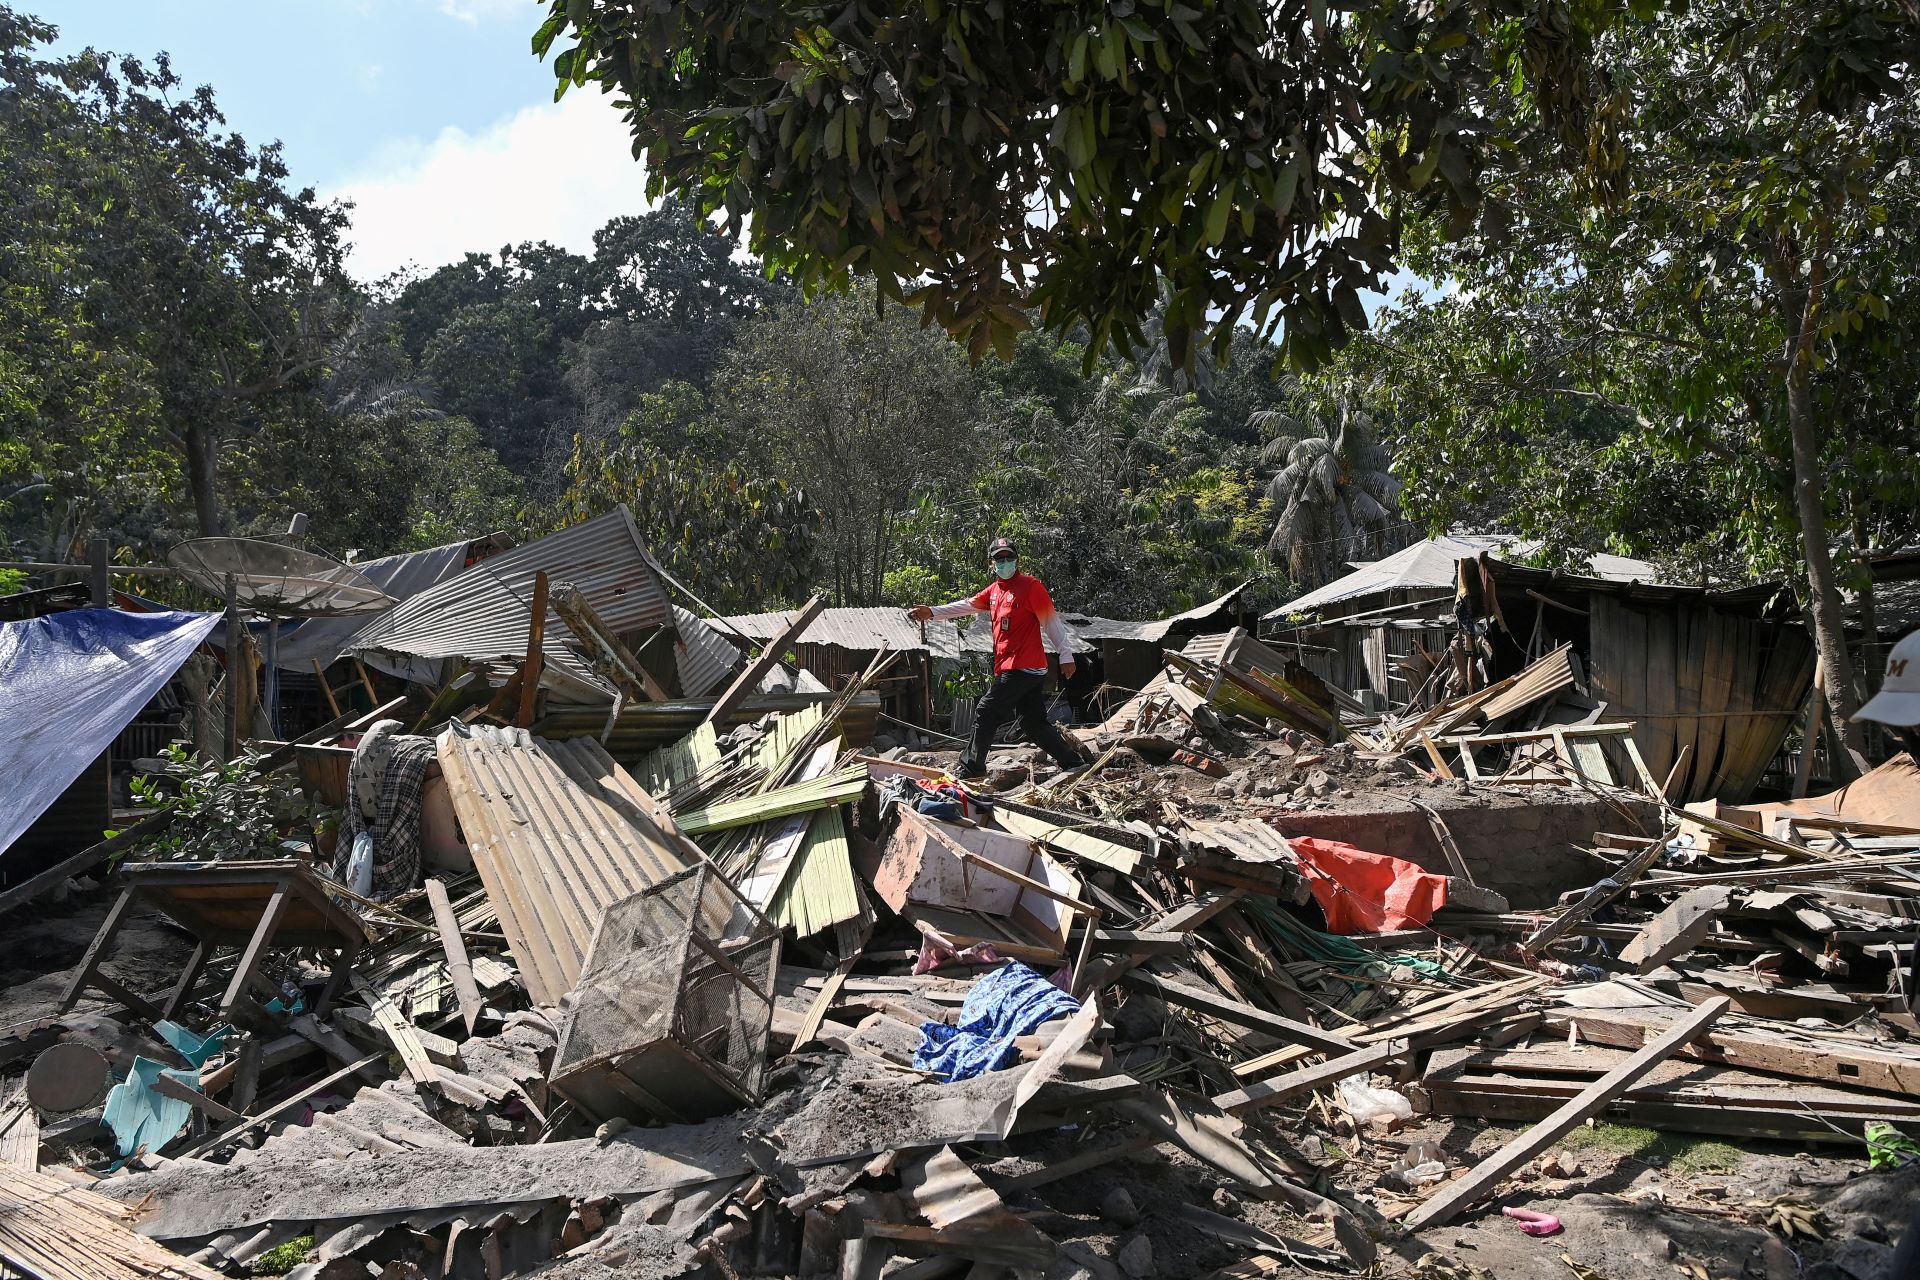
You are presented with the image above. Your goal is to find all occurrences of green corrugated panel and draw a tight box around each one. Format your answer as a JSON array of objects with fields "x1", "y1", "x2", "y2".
[
  {"x1": 634, "y1": 721, "x2": 722, "y2": 795},
  {"x1": 769, "y1": 806, "x2": 860, "y2": 936},
  {"x1": 676, "y1": 766, "x2": 868, "y2": 834}
]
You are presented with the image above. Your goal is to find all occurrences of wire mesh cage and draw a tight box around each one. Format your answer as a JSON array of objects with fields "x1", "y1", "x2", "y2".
[{"x1": 549, "y1": 861, "x2": 781, "y2": 1125}]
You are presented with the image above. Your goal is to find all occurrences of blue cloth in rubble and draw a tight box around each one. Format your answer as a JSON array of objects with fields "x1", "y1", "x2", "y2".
[{"x1": 912, "y1": 962, "x2": 1080, "y2": 1082}]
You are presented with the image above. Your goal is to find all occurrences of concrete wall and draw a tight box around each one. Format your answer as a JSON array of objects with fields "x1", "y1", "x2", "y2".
[{"x1": 1270, "y1": 783, "x2": 1657, "y2": 909}]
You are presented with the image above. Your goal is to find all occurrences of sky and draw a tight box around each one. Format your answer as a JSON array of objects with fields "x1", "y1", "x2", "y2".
[
  {"x1": 39, "y1": 2, "x2": 1425, "y2": 307},
  {"x1": 42, "y1": 0, "x2": 653, "y2": 283}
]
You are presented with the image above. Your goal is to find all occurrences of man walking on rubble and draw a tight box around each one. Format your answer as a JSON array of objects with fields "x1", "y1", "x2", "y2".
[{"x1": 909, "y1": 537, "x2": 1088, "y2": 781}]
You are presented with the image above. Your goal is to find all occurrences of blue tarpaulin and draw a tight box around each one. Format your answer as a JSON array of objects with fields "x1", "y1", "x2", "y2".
[
  {"x1": 0, "y1": 608, "x2": 220, "y2": 858},
  {"x1": 913, "y1": 962, "x2": 1081, "y2": 1082}
]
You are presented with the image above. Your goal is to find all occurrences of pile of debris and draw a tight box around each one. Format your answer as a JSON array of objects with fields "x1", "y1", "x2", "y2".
[{"x1": 2, "y1": 586, "x2": 1917, "y2": 1280}]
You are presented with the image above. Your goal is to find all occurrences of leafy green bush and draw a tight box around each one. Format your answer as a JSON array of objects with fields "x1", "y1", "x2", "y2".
[{"x1": 122, "y1": 744, "x2": 316, "y2": 864}]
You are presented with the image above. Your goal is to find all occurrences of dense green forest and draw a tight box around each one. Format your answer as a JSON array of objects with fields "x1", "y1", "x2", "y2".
[{"x1": 2, "y1": 3, "x2": 1915, "y2": 699}]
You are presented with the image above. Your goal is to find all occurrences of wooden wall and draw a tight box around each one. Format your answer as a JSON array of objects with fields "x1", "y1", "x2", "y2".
[{"x1": 1588, "y1": 597, "x2": 1814, "y2": 803}]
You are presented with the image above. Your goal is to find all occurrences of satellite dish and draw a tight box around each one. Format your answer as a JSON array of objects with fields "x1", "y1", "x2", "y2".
[{"x1": 167, "y1": 538, "x2": 396, "y2": 619}]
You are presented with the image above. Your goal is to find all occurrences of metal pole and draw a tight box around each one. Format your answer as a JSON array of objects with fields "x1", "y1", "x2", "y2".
[
  {"x1": 87, "y1": 538, "x2": 110, "y2": 606},
  {"x1": 263, "y1": 618, "x2": 280, "y2": 738},
  {"x1": 223, "y1": 573, "x2": 240, "y2": 762}
]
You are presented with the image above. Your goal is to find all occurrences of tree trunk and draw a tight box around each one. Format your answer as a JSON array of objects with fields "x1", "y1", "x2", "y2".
[
  {"x1": 185, "y1": 422, "x2": 224, "y2": 536},
  {"x1": 1777, "y1": 231, "x2": 1868, "y2": 777}
]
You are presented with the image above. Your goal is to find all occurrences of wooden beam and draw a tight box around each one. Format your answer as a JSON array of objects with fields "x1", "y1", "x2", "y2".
[
  {"x1": 312, "y1": 658, "x2": 342, "y2": 717},
  {"x1": 703, "y1": 594, "x2": 825, "y2": 726},
  {"x1": 426, "y1": 878, "x2": 484, "y2": 1035},
  {"x1": 551, "y1": 582, "x2": 669, "y2": 701},
  {"x1": 518, "y1": 570, "x2": 548, "y2": 728},
  {"x1": 175, "y1": 1052, "x2": 386, "y2": 1161},
  {"x1": 1122, "y1": 968, "x2": 1359, "y2": 1056},
  {"x1": 1618, "y1": 886, "x2": 1734, "y2": 973},
  {"x1": 1211, "y1": 1042, "x2": 1404, "y2": 1116},
  {"x1": 148, "y1": 1073, "x2": 244, "y2": 1124},
  {"x1": 1399, "y1": 997, "x2": 1728, "y2": 1230}
]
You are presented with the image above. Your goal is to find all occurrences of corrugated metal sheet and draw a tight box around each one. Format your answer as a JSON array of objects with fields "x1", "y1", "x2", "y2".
[
  {"x1": 271, "y1": 540, "x2": 476, "y2": 670},
  {"x1": 346, "y1": 508, "x2": 670, "y2": 697},
  {"x1": 1265, "y1": 536, "x2": 1665, "y2": 620},
  {"x1": 670, "y1": 605, "x2": 742, "y2": 698},
  {"x1": 434, "y1": 722, "x2": 693, "y2": 1005}
]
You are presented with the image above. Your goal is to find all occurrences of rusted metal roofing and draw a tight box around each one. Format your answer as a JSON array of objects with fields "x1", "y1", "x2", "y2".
[
  {"x1": 434, "y1": 722, "x2": 694, "y2": 1006},
  {"x1": 345, "y1": 508, "x2": 675, "y2": 701}
]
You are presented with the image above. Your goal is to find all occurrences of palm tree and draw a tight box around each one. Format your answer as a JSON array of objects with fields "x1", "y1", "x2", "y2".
[{"x1": 1255, "y1": 382, "x2": 1402, "y2": 589}]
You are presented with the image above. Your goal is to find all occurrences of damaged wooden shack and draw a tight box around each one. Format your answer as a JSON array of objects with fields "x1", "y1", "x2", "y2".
[{"x1": 1, "y1": 518, "x2": 1915, "y2": 1280}]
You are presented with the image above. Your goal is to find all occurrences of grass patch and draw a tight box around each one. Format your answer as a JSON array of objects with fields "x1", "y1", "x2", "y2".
[
  {"x1": 1553, "y1": 1123, "x2": 1744, "y2": 1175},
  {"x1": 248, "y1": 1235, "x2": 315, "y2": 1275}
]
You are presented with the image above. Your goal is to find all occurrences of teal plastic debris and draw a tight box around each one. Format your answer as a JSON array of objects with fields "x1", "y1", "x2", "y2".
[
  {"x1": 154, "y1": 1019, "x2": 232, "y2": 1068},
  {"x1": 103, "y1": 1056, "x2": 202, "y2": 1158}
]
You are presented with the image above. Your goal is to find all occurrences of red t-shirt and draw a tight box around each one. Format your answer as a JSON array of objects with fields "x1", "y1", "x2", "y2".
[{"x1": 970, "y1": 573, "x2": 1058, "y2": 673}]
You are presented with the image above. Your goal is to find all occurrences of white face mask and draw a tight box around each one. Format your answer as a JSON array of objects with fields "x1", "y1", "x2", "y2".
[{"x1": 993, "y1": 558, "x2": 1018, "y2": 580}]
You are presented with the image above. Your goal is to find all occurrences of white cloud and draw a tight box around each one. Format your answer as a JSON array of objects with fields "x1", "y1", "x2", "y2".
[
  {"x1": 436, "y1": 0, "x2": 539, "y2": 25},
  {"x1": 327, "y1": 92, "x2": 655, "y2": 283}
]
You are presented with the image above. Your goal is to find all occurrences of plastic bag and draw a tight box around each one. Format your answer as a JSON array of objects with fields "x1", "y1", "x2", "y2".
[{"x1": 1338, "y1": 1073, "x2": 1413, "y2": 1124}]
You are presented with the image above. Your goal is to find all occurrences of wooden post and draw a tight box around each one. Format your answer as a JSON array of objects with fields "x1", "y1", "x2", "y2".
[
  {"x1": 518, "y1": 570, "x2": 548, "y2": 728},
  {"x1": 223, "y1": 573, "x2": 240, "y2": 761},
  {"x1": 426, "y1": 878, "x2": 484, "y2": 1035},
  {"x1": 87, "y1": 536, "x2": 110, "y2": 606},
  {"x1": 704, "y1": 595, "x2": 826, "y2": 726},
  {"x1": 1792, "y1": 660, "x2": 1825, "y2": 798},
  {"x1": 312, "y1": 659, "x2": 342, "y2": 717}
]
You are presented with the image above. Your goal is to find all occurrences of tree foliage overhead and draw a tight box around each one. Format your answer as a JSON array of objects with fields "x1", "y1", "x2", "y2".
[
  {"x1": 1342, "y1": 0, "x2": 1920, "y2": 764},
  {"x1": 0, "y1": 8, "x2": 353, "y2": 542},
  {"x1": 539, "y1": 0, "x2": 1640, "y2": 373}
]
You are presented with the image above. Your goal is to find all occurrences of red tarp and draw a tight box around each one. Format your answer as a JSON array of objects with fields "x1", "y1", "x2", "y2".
[{"x1": 1288, "y1": 836, "x2": 1451, "y2": 934}]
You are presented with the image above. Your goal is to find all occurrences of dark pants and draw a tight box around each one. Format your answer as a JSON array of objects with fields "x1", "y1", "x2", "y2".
[{"x1": 963, "y1": 670, "x2": 1083, "y2": 774}]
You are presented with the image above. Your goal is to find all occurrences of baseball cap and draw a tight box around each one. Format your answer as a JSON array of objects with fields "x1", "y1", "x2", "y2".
[
  {"x1": 1855, "y1": 630, "x2": 1920, "y2": 727},
  {"x1": 988, "y1": 538, "x2": 1018, "y2": 560}
]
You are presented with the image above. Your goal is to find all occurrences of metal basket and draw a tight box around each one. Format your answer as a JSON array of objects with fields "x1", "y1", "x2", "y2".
[{"x1": 549, "y1": 862, "x2": 781, "y2": 1125}]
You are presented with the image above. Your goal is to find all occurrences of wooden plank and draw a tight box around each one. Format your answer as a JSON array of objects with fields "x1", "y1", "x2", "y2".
[
  {"x1": 218, "y1": 884, "x2": 292, "y2": 1015},
  {"x1": 348, "y1": 977, "x2": 440, "y2": 1087},
  {"x1": 518, "y1": 570, "x2": 549, "y2": 727},
  {"x1": 994, "y1": 808, "x2": 1143, "y2": 876},
  {"x1": 551, "y1": 583, "x2": 669, "y2": 702},
  {"x1": 1232, "y1": 976, "x2": 1543, "y2": 1078},
  {"x1": 1211, "y1": 1042, "x2": 1404, "y2": 1116},
  {"x1": 1545, "y1": 1005, "x2": 1920, "y2": 1097},
  {"x1": 1420, "y1": 734, "x2": 1456, "y2": 780},
  {"x1": 288, "y1": 1014, "x2": 386, "y2": 1086},
  {"x1": 1090, "y1": 929, "x2": 1190, "y2": 956},
  {"x1": 425, "y1": 878, "x2": 484, "y2": 1035},
  {"x1": 794, "y1": 945, "x2": 863, "y2": 1050},
  {"x1": 1400, "y1": 997, "x2": 1729, "y2": 1230},
  {"x1": 0, "y1": 1093, "x2": 38, "y2": 1170},
  {"x1": 704, "y1": 595, "x2": 826, "y2": 727},
  {"x1": 1122, "y1": 969, "x2": 1359, "y2": 1056},
  {"x1": 1618, "y1": 886, "x2": 1734, "y2": 973},
  {"x1": 148, "y1": 1073, "x2": 244, "y2": 1124}
]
